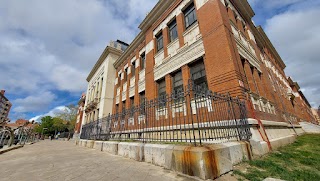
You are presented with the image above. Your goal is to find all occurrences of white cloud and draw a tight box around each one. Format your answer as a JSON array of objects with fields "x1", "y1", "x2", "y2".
[
  {"x1": 264, "y1": 5, "x2": 320, "y2": 107},
  {"x1": 0, "y1": 0, "x2": 157, "y2": 120},
  {"x1": 29, "y1": 106, "x2": 67, "y2": 122},
  {"x1": 13, "y1": 91, "x2": 56, "y2": 113}
]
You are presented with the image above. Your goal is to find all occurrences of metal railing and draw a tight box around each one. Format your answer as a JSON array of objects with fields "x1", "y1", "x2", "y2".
[{"x1": 80, "y1": 80, "x2": 252, "y2": 146}]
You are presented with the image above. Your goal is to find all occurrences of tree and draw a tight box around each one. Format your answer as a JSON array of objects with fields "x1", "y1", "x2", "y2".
[{"x1": 55, "y1": 104, "x2": 78, "y2": 132}]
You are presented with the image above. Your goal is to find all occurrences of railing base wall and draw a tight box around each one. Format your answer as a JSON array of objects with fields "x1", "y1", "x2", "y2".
[
  {"x1": 76, "y1": 140, "x2": 251, "y2": 180},
  {"x1": 248, "y1": 119, "x2": 305, "y2": 156}
]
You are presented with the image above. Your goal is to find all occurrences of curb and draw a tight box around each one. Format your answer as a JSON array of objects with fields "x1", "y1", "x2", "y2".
[{"x1": 0, "y1": 145, "x2": 24, "y2": 154}]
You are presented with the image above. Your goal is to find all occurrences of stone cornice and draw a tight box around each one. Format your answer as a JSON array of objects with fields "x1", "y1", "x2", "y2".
[
  {"x1": 230, "y1": 0, "x2": 255, "y2": 22},
  {"x1": 87, "y1": 46, "x2": 123, "y2": 82},
  {"x1": 113, "y1": 32, "x2": 144, "y2": 69},
  {"x1": 114, "y1": 0, "x2": 175, "y2": 69},
  {"x1": 138, "y1": 0, "x2": 174, "y2": 31},
  {"x1": 256, "y1": 26, "x2": 286, "y2": 69}
]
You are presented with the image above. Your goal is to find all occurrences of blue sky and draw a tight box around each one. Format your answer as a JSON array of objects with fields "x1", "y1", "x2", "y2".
[{"x1": 0, "y1": 0, "x2": 319, "y2": 122}]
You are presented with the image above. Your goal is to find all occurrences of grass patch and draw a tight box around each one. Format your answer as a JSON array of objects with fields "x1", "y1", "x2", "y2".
[{"x1": 234, "y1": 134, "x2": 320, "y2": 181}]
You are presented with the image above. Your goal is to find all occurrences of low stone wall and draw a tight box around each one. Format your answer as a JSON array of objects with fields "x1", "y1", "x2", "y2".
[
  {"x1": 76, "y1": 140, "x2": 250, "y2": 180},
  {"x1": 248, "y1": 119, "x2": 304, "y2": 156}
]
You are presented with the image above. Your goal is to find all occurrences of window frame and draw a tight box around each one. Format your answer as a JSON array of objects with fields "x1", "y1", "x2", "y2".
[
  {"x1": 172, "y1": 71, "x2": 184, "y2": 103},
  {"x1": 168, "y1": 18, "x2": 178, "y2": 42},
  {"x1": 183, "y1": 2, "x2": 197, "y2": 29},
  {"x1": 131, "y1": 62, "x2": 135, "y2": 77},
  {"x1": 157, "y1": 79, "x2": 167, "y2": 108},
  {"x1": 189, "y1": 60, "x2": 208, "y2": 91},
  {"x1": 156, "y1": 31, "x2": 164, "y2": 52},
  {"x1": 140, "y1": 53, "x2": 146, "y2": 70}
]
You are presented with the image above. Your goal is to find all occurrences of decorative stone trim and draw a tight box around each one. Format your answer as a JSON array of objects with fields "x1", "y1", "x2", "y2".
[
  {"x1": 123, "y1": 82, "x2": 127, "y2": 92},
  {"x1": 154, "y1": 38, "x2": 205, "y2": 81},
  {"x1": 138, "y1": 80, "x2": 146, "y2": 93},
  {"x1": 122, "y1": 91, "x2": 127, "y2": 101},
  {"x1": 146, "y1": 40, "x2": 154, "y2": 54},
  {"x1": 130, "y1": 77, "x2": 135, "y2": 87},
  {"x1": 167, "y1": 38, "x2": 179, "y2": 57},
  {"x1": 129, "y1": 86, "x2": 135, "y2": 98},
  {"x1": 154, "y1": 49, "x2": 165, "y2": 66},
  {"x1": 183, "y1": 22, "x2": 201, "y2": 46},
  {"x1": 231, "y1": 22, "x2": 261, "y2": 72}
]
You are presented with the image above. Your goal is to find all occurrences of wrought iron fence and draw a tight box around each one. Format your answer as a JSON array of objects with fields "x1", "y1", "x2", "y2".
[{"x1": 80, "y1": 80, "x2": 252, "y2": 146}]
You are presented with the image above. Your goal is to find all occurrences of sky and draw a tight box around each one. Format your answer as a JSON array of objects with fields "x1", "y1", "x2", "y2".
[{"x1": 0, "y1": 0, "x2": 319, "y2": 122}]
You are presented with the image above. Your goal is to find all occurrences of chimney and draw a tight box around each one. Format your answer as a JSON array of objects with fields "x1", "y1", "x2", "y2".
[{"x1": 0, "y1": 90, "x2": 5, "y2": 95}]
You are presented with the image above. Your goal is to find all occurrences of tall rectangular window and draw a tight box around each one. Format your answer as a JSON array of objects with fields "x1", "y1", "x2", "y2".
[
  {"x1": 158, "y1": 79, "x2": 166, "y2": 98},
  {"x1": 122, "y1": 101, "x2": 126, "y2": 111},
  {"x1": 168, "y1": 19, "x2": 178, "y2": 42},
  {"x1": 139, "y1": 91, "x2": 146, "y2": 115},
  {"x1": 158, "y1": 79, "x2": 166, "y2": 107},
  {"x1": 156, "y1": 32, "x2": 163, "y2": 52},
  {"x1": 190, "y1": 60, "x2": 208, "y2": 90},
  {"x1": 172, "y1": 71, "x2": 184, "y2": 103},
  {"x1": 184, "y1": 3, "x2": 197, "y2": 29},
  {"x1": 130, "y1": 97, "x2": 134, "y2": 108},
  {"x1": 124, "y1": 68, "x2": 128, "y2": 82},
  {"x1": 115, "y1": 104, "x2": 119, "y2": 113},
  {"x1": 140, "y1": 53, "x2": 146, "y2": 70},
  {"x1": 131, "y1": 62, "x2": 135, "y2": 77}
]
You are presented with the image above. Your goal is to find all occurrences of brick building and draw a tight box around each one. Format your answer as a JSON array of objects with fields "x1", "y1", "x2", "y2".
[
  {"x1": 0, "y1": 90, "x2": 12, "y2": 125},
  {"x1": 112, "y1": 0, "x2": 315, "y2": 125},
  {"x1": 74, "y1": 93, "x2": 86, "y2": 137},
  {"x1": 312, "y1": 108, "x2": 320, "y2": 124}
]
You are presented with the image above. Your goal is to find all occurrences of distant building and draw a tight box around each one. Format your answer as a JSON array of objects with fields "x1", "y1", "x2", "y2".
[
  {"x1": 0, "y1": 90, "x2": 12, "y2": 125},
  {"x1": 312, "y1": 108, "x2": 320, "y2": 124},
  {"x1": 74, "y1": 93, "x2": 86, "y2": 136},
  {"x1": 82, "y1": 40, "x2": 128, "y2": 126}
]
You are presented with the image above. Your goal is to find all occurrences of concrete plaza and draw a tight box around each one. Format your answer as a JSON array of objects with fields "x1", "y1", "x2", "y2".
[{"x1": 0, "y1": 140, "x2": 197, "y2": 181}]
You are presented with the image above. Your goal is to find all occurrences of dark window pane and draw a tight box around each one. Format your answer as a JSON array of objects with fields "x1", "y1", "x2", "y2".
[
  {"x1": 139, "y1": 92, "x2": 146, "y2": 114},
  {"x1": 156, "y1": 32, "x2": 163, "y2": 52},
  {"x1": 168, "y1": 19, "x2": 178, "y2": 42},
  {"x1": 190, "y1": 60, "x2": 208, "y2": 91},
  {"x1": 184, "y1": 3, "x2": 197, "y2": 29},
  {"x1": 172, "y1": 71, "x2": 184, "y2": 103},
  {"x1": 140, "y1": 53, "x2": 145, "y2": 70},
  {"x1": 131, "y1": 62, "x2": 135, "y2": 77}
]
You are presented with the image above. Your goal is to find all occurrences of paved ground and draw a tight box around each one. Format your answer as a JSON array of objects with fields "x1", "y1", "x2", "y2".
[{"x1": 0, "y1": 140, "x2": 198, "y2": 181}]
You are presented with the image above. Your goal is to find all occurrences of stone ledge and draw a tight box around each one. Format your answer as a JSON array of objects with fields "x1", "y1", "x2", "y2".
[
  {"x1": 102, "y1": 141, "x2": 119, "y2": 155},
  {"x1": 76, "y1": 140, "x2": 250, "y2": 180},
  {"x1": 0, "y1": 145, "x2": 24, "y2": 154},
  {"x1": 93, "y1": 141, "x2": 103, "y2": 151},
  {"x1": 118, "y1": 142, "x2": 145, "y2": 162}
]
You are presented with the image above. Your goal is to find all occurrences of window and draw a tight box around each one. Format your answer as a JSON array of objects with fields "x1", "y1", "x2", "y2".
[
  {"x1": 140, "y1": 53, "x2": 146, "y2": 70},
  {"x1": 139, "y1": 92, "x2": 146, "y2": 115},
  {"x1": 122, "y1": 101, "x2": 126, "y2": 119},
  {"x1": 172, "y1": 71, "x2": 184, "y2": 102},
  {"x1": 124, "y1": 68, "x2": 128, "y2": 82},
  {"x1": 130, "y1": 97, "x2": 134, "y2": 108},
  {"x1": 158, "y1": 79, "x2": 166, "y2": 99},
  {"x1": 158, "y1": 79, "x2": 166, "y2": 108},
  {"x1": 184, "y1": 3, "x2": 197, "y2": 29},
  {"x1": 168, "y1": 19, "x2": 178, "y2": 42},
  {"x1": 190, "y1": 60, "x2": 208, "y2": 90},
  {"x1": 156, "y1": 32, "x2": 163, "y2": 52},
  {"x1": 131, "y1": 62, "x2": 135, "y2": 77},
  {"x1": 115, "y1": 104, "x2": 119, "y2": 113},
  {"x1": 122, "y1": 101, "x2": 126, "y2": 111},
  {"x1": 130, "y1": 97, "x2": 134, "y2": 117}
]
